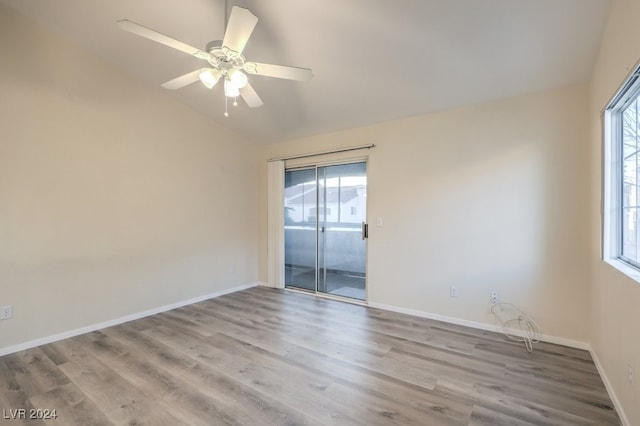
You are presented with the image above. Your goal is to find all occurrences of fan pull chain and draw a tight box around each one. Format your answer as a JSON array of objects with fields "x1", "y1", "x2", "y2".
[
  {"x1": 233, "y1": 97, "x2": 238, "y2": 107},
  {"x1": 224, "y1": 96, "x2": 229, "y2": 117}
]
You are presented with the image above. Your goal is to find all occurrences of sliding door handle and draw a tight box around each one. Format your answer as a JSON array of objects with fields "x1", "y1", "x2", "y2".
[{"x1": 361, "y1": 222, "x2": 368, "y2": 240}]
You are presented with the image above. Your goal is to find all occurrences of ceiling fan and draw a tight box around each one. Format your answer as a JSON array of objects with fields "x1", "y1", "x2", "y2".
[{"x1": 117, "y1": 5, "x2": 313, "y2": 116}]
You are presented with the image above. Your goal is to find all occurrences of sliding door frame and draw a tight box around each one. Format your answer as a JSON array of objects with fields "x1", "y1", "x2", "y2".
[{"x1": 284, "y1": 156, "x2": 369, "y2": 302}]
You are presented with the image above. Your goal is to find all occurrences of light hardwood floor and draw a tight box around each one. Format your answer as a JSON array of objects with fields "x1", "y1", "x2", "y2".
[{"x1": 0, "y1": 287, "x2": 620, "y2": 425}]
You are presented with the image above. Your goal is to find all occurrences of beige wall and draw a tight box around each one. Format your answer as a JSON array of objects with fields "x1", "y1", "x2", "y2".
[
  {"x1": 260, "y1": 84, "x2": 591, "y2": 344},
  {"x1": 589, "y1": 0, "x2": 640, "y2": 424},
  {"x1": 0, "y1": 5, "x2": 259, "y2": 350}
]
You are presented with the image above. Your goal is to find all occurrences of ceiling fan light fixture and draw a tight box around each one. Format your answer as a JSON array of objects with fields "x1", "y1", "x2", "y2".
[
  {"x1": 228, "y1": 68, "x2": 248, "y2": 89},
  {"x1": 118, "y1": 5, "x2": 312, "y2": 117},
  {"x1": 224, "y1": 78, "x2": 240, "y2": 97},
  {"x1": 199, "y1": 68, "x2": 221, "y2": 89}
]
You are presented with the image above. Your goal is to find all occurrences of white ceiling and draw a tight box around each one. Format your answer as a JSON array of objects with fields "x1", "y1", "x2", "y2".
[{"x1": 1, "y1": 0, "x2": 611, "y2": 144}]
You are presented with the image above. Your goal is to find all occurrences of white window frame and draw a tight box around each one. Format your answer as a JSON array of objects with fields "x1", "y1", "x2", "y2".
[{"x1": 603, "y1": 64, "x2": 640, "y2": 281}]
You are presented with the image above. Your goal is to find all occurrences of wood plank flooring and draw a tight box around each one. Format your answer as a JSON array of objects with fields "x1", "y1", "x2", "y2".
[{"x1": 0, "y1": 287, "x2": 620, "y2": 425}]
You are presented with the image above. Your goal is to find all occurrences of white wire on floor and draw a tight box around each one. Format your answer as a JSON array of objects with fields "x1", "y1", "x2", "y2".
[{"x1": 490, "y1": 302, "x2": 540, "y2": 352}]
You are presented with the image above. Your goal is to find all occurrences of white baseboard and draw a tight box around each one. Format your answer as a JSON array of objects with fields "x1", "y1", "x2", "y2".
[
  {"x1": 259, "y1": 281, "x2": 287, "y2": 289},
  {"x1": 590, "y1": 348, "x2": 630, "y2": 426},
  {"x1": 0, "y1": 282, "x2": 260, "y2": 357},
  {"x1": 367, "y1": 301, "x2": 590, "y2": 350}
]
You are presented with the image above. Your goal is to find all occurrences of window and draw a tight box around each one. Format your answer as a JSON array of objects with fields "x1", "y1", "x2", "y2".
[{"x1": 604, "y1": 65, "x2": 640, "y2": 274}]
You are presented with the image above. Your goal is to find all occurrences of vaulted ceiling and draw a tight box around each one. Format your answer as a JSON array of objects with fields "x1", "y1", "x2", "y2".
[{"x1": 1, "y1": 0, "x2": 611, "y2": 144}]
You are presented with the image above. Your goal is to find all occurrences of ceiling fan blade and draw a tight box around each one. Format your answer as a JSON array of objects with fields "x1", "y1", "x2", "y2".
[
  {"x1": 117, "y1": 19, "x2": 208, "y2": 59},
  {"x1": 244, "y1": 62, "x2": 313, "y2": 82},
  {"x1": 161, "y1": 69, "x2": 203, "y2": 90},
  {"x1": 222, "y1": 6, "x2": 258, "y2": 55},
  {"x1": 240, "y1": 83, "x2": 264, "y2": 108}
]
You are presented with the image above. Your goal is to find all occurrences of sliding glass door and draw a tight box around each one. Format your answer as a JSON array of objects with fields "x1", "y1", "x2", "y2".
[{"x1": 284, "y1": 162, "x2": 367, "y2": 300}]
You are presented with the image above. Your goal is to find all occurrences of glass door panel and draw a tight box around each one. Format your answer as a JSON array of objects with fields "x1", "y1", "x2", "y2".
[
  {"x1": 284, "y1": 168, "x2": 317, "y2": 291},
  {"x1": 318, "y1": 163, "x2": 367, "y2": 300}
]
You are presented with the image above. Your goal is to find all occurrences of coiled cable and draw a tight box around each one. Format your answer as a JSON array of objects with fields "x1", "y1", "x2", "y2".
[{"x1": 491, "y1": 302, "x2": 540, "y2": 352}]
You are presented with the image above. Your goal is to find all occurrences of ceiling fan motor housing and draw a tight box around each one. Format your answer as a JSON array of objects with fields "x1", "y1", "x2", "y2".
[{"x1": 205, "y1": 40, "x2": 245, "y2": 72}]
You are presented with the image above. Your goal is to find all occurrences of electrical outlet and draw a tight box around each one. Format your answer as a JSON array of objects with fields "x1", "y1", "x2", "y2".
[
  {"x1": 450, "y1": 286, "x2": 458, "y2": 298},
  {"x1": 629, "y1": 364, "x2": 634, "y2": 385},
  {"x1": 490, "y1": 291, "x2": 499, "y2": 304},
  {"x1": 0, "y1": 305, "x2": 12, "y2": 320}
]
